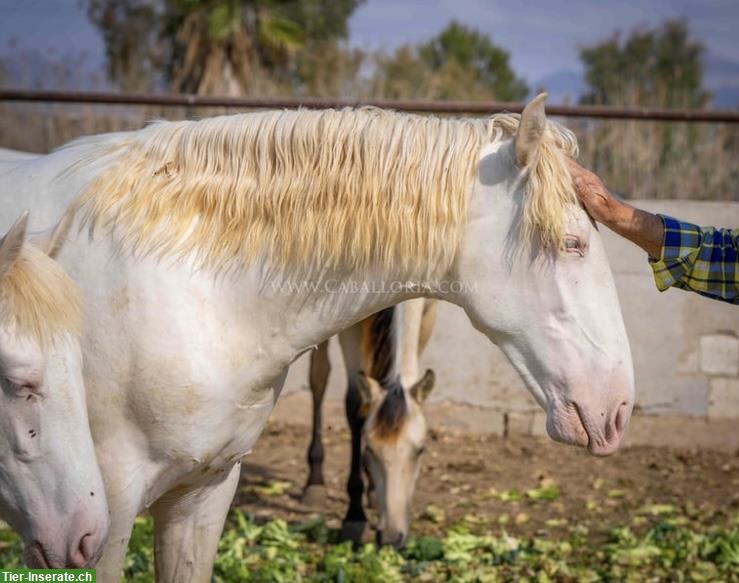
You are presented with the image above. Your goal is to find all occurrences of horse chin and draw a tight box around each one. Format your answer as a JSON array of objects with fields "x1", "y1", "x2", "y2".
[{"x1": 24, "y1": 540, "x2": 63, "y2": 569}]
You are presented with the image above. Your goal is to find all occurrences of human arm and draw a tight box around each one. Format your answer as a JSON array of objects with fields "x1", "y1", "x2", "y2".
[{"x1": 567, "y1": 159, "x2": 739, "y2": 305}]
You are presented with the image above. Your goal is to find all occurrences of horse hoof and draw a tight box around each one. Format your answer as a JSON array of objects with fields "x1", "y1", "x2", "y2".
[
  {"x1": 340, "y1": 520, "x2": 367, "y2": 545},
  {"x1": 301, "y1": 484, "x2": 327, "y2": 507}
]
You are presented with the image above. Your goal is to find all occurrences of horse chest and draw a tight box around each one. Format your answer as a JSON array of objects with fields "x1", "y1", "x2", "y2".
[
  {"x1": 133, "y1": 367, "x2": 282, "y2": 456},
  {"x1": 127, "y1": 375, "x2": 284, "y2": 505}
]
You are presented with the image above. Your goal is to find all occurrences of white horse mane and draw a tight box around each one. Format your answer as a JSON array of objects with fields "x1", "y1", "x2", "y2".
[
  {"x1": 69, "y1": 107, "x2": 578, "y2": 279},
  {"x1": 0, "y1": 245, "x2": 82, "y2": 347}
]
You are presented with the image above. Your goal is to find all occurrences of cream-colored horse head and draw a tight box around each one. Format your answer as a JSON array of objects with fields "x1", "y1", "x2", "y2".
[
  {"x1": 357, "y1": 370, "x2": 435, "y2": 548},
  {"x1": 0, "y1": 212, "x2": 108, "y2": 568},
  {"x1": 452, "y1": 94, "x2": 634, "y2": 455}
]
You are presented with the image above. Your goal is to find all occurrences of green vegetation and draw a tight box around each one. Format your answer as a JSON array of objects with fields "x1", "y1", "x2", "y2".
[{"x1": 0, "y1": 510, "x2": 737, "y2": 581}]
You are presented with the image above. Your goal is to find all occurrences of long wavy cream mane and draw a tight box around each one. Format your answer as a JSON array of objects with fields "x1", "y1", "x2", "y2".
[
  {"x1": 0, "y1": 245, "x2": 82, "y2": 347},
  {"x1": 71, "y1": 107, "x2": 577, "y2": 279}
]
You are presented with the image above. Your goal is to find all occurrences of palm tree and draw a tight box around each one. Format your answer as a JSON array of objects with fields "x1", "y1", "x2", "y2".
[
  {"x1": 90, "y1": 0, "x2": 362, "y2": 96},
  {"x1": 166, "y1": 0, "x2": 307, "y2": 96}
]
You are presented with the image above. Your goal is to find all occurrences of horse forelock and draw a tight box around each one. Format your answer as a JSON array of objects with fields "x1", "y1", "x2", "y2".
[
  {"x1": 0, "y1": 246, "x2": 82, "y2": 347},
  {"x1": 69, "y1": 107, "x2": 578, "y2": 277},
  {"x1": 371, "y1": 380, "x2": 409, "y2": 442}
]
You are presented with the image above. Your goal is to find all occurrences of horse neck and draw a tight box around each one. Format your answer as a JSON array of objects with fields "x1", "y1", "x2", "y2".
[{"x1": 261, "y1": 267, "x2": 423, "y2": 363}]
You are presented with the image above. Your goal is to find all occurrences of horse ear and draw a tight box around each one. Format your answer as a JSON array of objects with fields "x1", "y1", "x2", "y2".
[
  {"x1": 516, "y1": 92, "x2": 548, "y2": 166},
  {"x1": 33, "y1": 211, "x2": 74, "y2": 259},
  {"x1": 410, "y1": 369, "x2": 435, "y2": 404},
  {"x1": 0, "y1": 211, "x2": 29, "y2": 280},
  {"x1": 356, "y1": 371, "x2": 383, "y2": 405}
]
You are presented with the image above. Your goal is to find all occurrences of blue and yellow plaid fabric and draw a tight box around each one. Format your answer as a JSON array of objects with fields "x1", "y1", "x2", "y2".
[{"x1": 649, "y1": 214, "x2": 738, "y2": 305}]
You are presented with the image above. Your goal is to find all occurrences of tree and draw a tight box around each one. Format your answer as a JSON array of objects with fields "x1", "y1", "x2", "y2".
[
  {"x1": 419, "y1": 22, "x2": 528, "y2": 101},
  {"x1": 371, "y1": 46, "x2": 432, "y2": 100},
  {"x1": 580, "y1": 20, "x2": 708, "y2": 108},
  {"x1": 372, "y1": 22, "x2": 527, "y2": 102},
  {"x1": 88, "y1": 0, "x2": 164, "y2": 92},
  {"x1": 89, "y1": 0, "x2": 363, "y2": 95},
  {"x1": 577, "y1": 20, "x2": 725, "y2": 201}
]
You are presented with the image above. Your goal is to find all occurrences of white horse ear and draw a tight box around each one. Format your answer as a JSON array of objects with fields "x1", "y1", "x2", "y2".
[
  {"x1": 410, "y1": 369, "x2": 435, "y2": 404},
  {"x1": 33, "y1": 211, "x2": 74, "y2": 259},
  {"x1": 0, "y1": 211, "x2": 29, "y2": 280},
  {"x1": 356, "y1": 371, "x2": 383, "y2": 405},
  {"x1": 516, "y1": 92, "x2": 548, "y2": 166}
]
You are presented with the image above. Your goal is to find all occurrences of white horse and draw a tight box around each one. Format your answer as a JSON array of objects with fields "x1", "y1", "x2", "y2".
[
  {"x1": 0, "y1": 212, "x2": 109, "y2": 568},
  {"x1": 304, "y1": 298, "x2": 437, "y2": 548},
  {"x1": 0, "y1": 94, "x2": 634, "y2": 581},
  {"x1": 0, "y1": 148, "x2": 38, "y2": 162}
]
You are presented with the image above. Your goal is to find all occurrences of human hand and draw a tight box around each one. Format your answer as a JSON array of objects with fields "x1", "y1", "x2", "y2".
[
  {"x1": 566, "y1": 158, "x2": 623, "y2": 226},
  {"x1": 566, "y1": 158, "x2": 663, "y2": 258}
]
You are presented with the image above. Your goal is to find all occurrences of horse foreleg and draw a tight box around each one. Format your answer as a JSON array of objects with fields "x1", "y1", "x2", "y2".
[
  {"x1": 150, "y1": 463, "x2": 240, "y2": 583},
  {"x1": 302, "y1": 341, "x2": 331, "y2": 506},
  {"x1": 340, "y1": 378, "x2": 367, "y2": 545},
  {"x1": 93, "y1": 468, "x2": 146, "y2": 583}
]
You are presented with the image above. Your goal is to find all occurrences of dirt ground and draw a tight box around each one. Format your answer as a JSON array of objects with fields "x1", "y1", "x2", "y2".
[{"x1": 235, "y1": 420, "x2": 739, "y2": 542}]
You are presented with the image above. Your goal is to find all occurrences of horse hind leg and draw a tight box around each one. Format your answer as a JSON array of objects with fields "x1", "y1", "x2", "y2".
[
  {"x1": 150, "y1": 463, "x2": 241, "y2": 583},
  {"x1": 301, "y1": 341, "x2": 331, "y2": 507}
]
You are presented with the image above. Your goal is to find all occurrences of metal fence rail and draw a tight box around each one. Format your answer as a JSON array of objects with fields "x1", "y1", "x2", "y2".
[{"x1": 2, "y1": 89, "x2": 738, "y2": 123}]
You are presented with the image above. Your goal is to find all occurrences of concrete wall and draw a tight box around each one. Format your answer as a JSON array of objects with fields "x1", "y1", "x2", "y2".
[{"x1": 274, "y1": 201, "x2": 739, "y2": 451}]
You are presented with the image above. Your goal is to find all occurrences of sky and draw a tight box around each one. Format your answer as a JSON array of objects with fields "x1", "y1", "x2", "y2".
[
  {"x1": 349, "y1": 0, "x2": 739, "y2": 82},
  {"x1": 0, "y1": 0, "x2": 738, "y2": 103}
]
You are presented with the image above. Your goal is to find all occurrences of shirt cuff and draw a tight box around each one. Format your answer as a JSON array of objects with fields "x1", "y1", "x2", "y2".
[{"x1": 648, "y1": 214, "x2": 703, "y2": 292}]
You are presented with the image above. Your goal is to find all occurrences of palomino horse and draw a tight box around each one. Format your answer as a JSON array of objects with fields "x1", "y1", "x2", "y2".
[
  {"x1": 0, "y1": 94, "x2": 634, "y2": 581},
  {"x1": 304, "y1": 298, "x2": 437, "y2": 548},
  {"x1": 0, "y1": 212, "x2": 109, "y2": 568}
]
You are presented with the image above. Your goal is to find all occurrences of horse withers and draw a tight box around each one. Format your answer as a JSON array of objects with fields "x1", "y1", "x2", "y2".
[{"x1": 0, "y1": 212, "x2": 108, "y2": 568}]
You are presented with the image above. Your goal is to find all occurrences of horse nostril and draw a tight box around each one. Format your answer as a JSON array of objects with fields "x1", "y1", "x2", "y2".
[
  {"x1": 604, "y1": 401, "x2": 632, "y2": 445},
  {"x1": 614, "y1": 401, "x2": 630, "y2": 433},
  {"x1": 69, "y1": 533, "x2": 94, "y2": 568}
]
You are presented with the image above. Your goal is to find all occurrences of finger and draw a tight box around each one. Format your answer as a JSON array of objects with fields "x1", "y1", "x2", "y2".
[{"x1": 571, "y1": 174, "x2": 589, "y2": 193}]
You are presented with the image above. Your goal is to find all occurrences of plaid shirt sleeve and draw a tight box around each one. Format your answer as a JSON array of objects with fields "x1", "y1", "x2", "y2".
[{"x1": 648, "y1": 214, "x2": 739, "y2": 305}]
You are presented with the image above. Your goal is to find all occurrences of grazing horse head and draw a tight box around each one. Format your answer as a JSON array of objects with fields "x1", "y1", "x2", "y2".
[
  {"x1": 0, "y1": 212, "x2": 109, "y2": 568},
  {"x1": 452, "y1": 94, "x2": 635, "y2": 455},
  {"x1": 357, "y1": 370, "x2": 435, "y2": 549}
]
